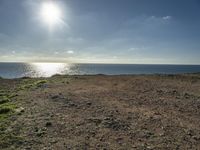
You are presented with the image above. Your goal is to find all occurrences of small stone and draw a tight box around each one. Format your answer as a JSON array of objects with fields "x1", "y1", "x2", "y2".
[
  {"x1": 184, "y1": 93, "x2": 190, "y2": 99},
  {"x1": 86, "y1": 102, "x2": 92, "y2": 106},
  {"x1": 15, "y1": 107, "x2": 25, "y2": 114},
  {"x1": 45, "y1": 122, "x2": 52, "y2": 127},
  {"x1": 51, "y1": 95, "x2": 59, "y2": 99},
  {"x1": 193, "y1": 135, "x2": 200, "y2": 141}
]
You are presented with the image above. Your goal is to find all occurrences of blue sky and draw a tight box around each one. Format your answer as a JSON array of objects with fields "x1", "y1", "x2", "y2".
[{"x1": 0, "y1": 0, "x2": 200, "y2": 64}]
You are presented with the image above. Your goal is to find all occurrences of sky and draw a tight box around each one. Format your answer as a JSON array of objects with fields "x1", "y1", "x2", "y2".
[{"x1": 0, "y1": 0, "x2": 200, "y2": 64}]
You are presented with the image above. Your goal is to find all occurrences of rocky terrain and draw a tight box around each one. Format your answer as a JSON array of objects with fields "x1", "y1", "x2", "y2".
[{"x1": 0, "y1": 74, "x2": 200, "y2": 149}]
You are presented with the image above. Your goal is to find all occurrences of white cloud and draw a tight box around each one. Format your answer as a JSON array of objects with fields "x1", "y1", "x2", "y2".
[
  {"x1": 128, "y1": 46, "x2": 146, "y2": 52},
  {"x1": 149, "y1": 16, "x2": 156, "y2": 19},
  {"x1": 67, "y1": 50, "x2": 74, "y2": 54},
  {"x1": 162, "y1": 16, "x2": 172, "y2": 20},
  {"x1": 148, "y1": 15, "x2": 172, "y2": 21},
  {"x1": 54, "y1": 51, "x2": 59, "y2": 55},
  {"x1": 12, "y1": 51, "x2": 16, "y2": 54}
]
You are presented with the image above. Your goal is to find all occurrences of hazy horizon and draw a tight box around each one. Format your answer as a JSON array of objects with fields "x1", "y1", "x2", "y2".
[
  {"x1": 0, "y1": 0, "x2": 200, "y2": 64},
  {"x1": 1, "y1": 61, "x2": 200, "y2": 66}
]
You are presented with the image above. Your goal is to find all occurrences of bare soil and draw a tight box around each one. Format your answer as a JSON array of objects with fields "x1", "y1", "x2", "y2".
[{"x1": 0, "y1": 74, "x2": 200, "y2": 150}]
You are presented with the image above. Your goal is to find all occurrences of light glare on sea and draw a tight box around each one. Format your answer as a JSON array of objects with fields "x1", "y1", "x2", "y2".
[{"x1": 30, "y1": 63, "x2": 70, "y2": 77}]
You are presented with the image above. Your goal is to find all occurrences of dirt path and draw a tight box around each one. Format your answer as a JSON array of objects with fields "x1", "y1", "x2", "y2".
[{"x1": 0, "y1": 75, "x2": 200, "y2": 149}]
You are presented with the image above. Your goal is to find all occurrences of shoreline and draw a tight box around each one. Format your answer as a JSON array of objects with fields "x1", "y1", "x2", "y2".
[{"x1": 0, "y1": 72, "x2": 200, "y2": 80}]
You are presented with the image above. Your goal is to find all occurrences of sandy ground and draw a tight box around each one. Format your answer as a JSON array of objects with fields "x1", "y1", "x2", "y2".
[{"x1": 0, "y1": 74, "x2": 200, "y2": 150}]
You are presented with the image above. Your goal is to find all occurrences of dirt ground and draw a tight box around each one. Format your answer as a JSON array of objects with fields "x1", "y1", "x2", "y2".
[{"x1": 0, "y1": 74, "x2": 200, "y2": 150}]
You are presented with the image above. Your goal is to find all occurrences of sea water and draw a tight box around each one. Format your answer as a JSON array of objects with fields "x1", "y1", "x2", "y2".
[{"x1": 0, "y1": 62, "x2": 200, "y2": 78}]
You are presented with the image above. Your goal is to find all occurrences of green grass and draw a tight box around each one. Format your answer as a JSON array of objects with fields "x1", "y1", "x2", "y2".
[
  {"x1": 0, "y1": 133, "x2": 23, "y2": 149},
  {"x1": 0, "y1": 108, "x2": 11, "y2": 114},
  {"x1": 0, "y1": 102, "x2": 17, "y2": 147},
  {"x1": 34, "y1": 80, "x2": 47, "y2": 87},
  {"x1": 0, "y1": 91, "x2": 9, "y2": 97},
  {"x1": 0, "y1": 97, "x2": 9, "y2": 105},
  {"x1": 0, "y1": 90, "x2": 17, "y2": 125},
  {"x1": 0, "y1": 79, "x2": 47, "y2": 148},
  {"x1": 0, "y1": 103, "x2": 16, "y2": 120},
  {"x1": 19, "y1": 79, "x2": 48, "y2": 90},
  {"x1": 0, "y1": 89, "x2": 22, "y2": 149}
]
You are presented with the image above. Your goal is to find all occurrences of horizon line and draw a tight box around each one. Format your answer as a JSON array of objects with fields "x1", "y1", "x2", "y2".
[{"x1": 0, "y1": 61, "x2": 200, "y2": 66}]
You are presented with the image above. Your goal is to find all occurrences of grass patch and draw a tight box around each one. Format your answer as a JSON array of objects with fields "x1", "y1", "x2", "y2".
[
  {"x1": 35, "y1": 80, "x2": 47, "y2": 87},
  {"x1": 0, "y1": 99, "x2": 9, "y2": 105},
  {"x1": 0, "y1": 90, "x2": 13, "y2": 98},
  {"x1": 8, "y1": 94, "x2": 18, "y2": 99},
  {"x1": 0, "y1": 102, "x2": 21, "y2": 149},
  {"x1": 0, "y1": 103, "x2": 16, "y2": 120},
  {"x1": 0, "y1": 108, "x2": 11, "y2": 114},
  {"x1": 0, "y1": 84, "x2": 23, "y2": 148},
  {"x1": 0, "y1": 91, "x2": 9, "y2": 97},
  {"x1": 0, "y1": 133, "x2": 23, "y2": 149},
  {"x1": 0, "y1": 91, "x2": 10, "y2": 105},
  {"x1": 0, "y1": 103, "x2": 17, "y2": 110},
  {"x1": 20, "y1": 84, "x2": 32, "y2": 90},
  {"x1": 0, "y1": 91, "x2": 18, "y2": 107},
  {"x1": 19, "y1": 79, "x2": 48, "y2": 90}
]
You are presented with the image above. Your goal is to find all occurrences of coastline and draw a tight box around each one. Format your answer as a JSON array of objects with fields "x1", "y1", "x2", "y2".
[{"x1": 0, "y1": 74, "x2": 200, "y2": 149}]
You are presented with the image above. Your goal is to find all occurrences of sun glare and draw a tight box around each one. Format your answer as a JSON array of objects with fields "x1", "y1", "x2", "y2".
[
  {"x1": 31, "y1": 63, "x2": 69, "y2": 77},
  {"x1": 40, "y1": 2, "x2": 62, "y2": 26}
]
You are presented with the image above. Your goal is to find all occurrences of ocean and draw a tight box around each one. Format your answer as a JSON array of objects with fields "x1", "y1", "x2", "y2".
[{"x1": 0, "y1": 62, "x2": 200, "y2": 79}]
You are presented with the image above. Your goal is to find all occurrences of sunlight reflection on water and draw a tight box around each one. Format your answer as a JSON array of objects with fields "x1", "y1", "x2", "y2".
[{"x1": 25, "y1": 63, "x2": 71, "y2": 77}]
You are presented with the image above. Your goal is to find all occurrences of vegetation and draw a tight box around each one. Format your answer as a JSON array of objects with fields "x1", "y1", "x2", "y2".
[
  {"x1": 0, "y1": 90, "x2": 21, "y2": 149},
  {"x1": 19, "y1": 79, "x2": 47, "y2": 90},
  {"x1": 0, "y1": 79, "x2": 48, "y2": 149}
]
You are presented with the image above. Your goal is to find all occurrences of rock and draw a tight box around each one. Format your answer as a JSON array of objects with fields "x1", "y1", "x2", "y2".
[
  {"x1": 184, "y1": 93, "x2": 190, "y2": 99},
  {"x1": 63, "y1": 102, "x2": 77, "y2": 107},
  {"x1": 186, "y1": 129, "x2": 194, "y2": 136},
  {"x1": 36, "y1": 129, "x2": 46, "y2": 137},
  {"x1": 172, "y1": 90, "x2": 178, "y2": 94},
  {"x1": 35, "y1": 127, "x2": 47, "y2": 137},
  {"x1": 132, "y1": 129, "x2": 154, "y2": 139},
  {"x1": 50, "y1": 139, "x2": 58, "y2": 144},
  {"x1": 68, "y1": 102, "x2": 77, "y2": 107},
  {"x1": 193, "y1": 135, "x2": 200, "y2": 141},
  {"x1": 15, "y1": 107, "x2": 25, "y2": 114},
  {"x1": 51, "y1": 95, "x2": 59, "y2": 99},
  {"x1": 157, "y1": 90, "x2": 163, "y2": 93},
  {"x1": 87, "y1": 118, "x2": 102, "y2": 125},
  {"x1": 86, "y1": 102, "x2": 92, "y2": 106},
  {"x1": 116, "y1": 137, "x2": 123, "y2": 144},
  {"x1": 102, "y1": 117, "x2": 130, "y2": 131},
  {"x1": 146, "y1": 146, "x2": 154, "y2": 149},
  {"x1": 45, "y1": 122, "x2": 52, "y2": 127}
]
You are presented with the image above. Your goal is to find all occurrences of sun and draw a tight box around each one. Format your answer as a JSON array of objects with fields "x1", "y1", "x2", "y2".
[{"x1": 40, "y1": 1, "x2": 62, "y2": 26}]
